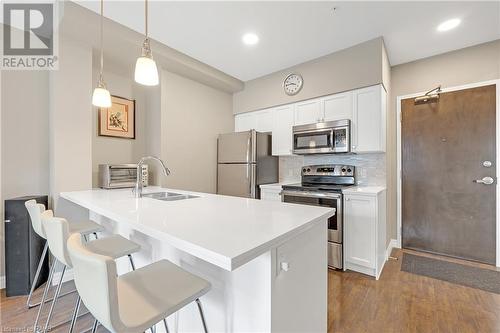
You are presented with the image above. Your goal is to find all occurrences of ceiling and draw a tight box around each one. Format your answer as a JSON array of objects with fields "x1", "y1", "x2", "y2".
[{"x1": 74, "y1": 1, "x2": 500, "y2": 81}]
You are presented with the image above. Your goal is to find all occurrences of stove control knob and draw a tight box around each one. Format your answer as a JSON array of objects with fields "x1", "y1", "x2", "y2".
[
  {"x1": 302, "y1": 168, "x2": 307, "y2": 173},
  {"x1": 347, "y1": 168, "x2": 352, "y2": 173},
  {"x1": 307, "y1": 168, "x2": 311, "y2": 172},
  {"x1": 342, "y1": 168, "x2": 346, "y2": 172}
]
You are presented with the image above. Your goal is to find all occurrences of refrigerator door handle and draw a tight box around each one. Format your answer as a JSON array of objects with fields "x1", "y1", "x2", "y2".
[{"x1": 248, "y1": 164, "x2": 256, "y2": 198}]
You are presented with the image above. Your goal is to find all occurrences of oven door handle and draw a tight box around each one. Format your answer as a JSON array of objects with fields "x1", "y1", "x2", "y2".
[{"x1": 281, "y1": 190, "x2": 342, "y2": 200}]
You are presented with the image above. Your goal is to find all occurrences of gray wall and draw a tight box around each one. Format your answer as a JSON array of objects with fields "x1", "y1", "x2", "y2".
[
  {"x1": 161, "y1": 70, "x2": 234, "y2": 193},
  {"x1": 387, "y1": 39, "x2": 500, "y2": 242},
  {"x1": 233, "y1": 37, "x2": 386, "y2": 114},
  {"x1": 0, "y1": 71, "x2": 50, "y2": 277}
]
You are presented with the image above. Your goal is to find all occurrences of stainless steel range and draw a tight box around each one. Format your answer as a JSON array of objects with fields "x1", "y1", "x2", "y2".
[{"x1": 281, "y1": 164, "x2": 355, "y2": 270}]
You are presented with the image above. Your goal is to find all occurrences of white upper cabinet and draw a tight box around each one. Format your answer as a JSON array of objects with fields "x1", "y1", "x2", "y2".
[
  {"x1": 255, "y1": 109, "x2": 274, "y2": 133},
  {"x1": 272, "y1": 105, "x2": 295, "y2": 156},
  {"x1": 234, "y1": 84, "x2": 386, "y2": 155},
  {"x1": 322, "y1": 91, "x2": 353, "y2": 122},
  {"x1": 235, "y1": 109, "x2": 274, "y2": 133},
  {"x1": 234, "y1": 112, "x2": 257, "y2": 132},
  {"x1": 294, "y1": 99, "x2": 322, "y2": 125},
  {"x1": 352, "y1": 85, "x2": 386, "y2": 153}
]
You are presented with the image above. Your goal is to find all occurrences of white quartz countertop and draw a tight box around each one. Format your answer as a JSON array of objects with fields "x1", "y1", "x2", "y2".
[
  {"x1": 342, "y1": 186, "x2": 386, "y2": 195},
  {"x1": 60, "y1": 187, "x2": 334, "y2": 271}
]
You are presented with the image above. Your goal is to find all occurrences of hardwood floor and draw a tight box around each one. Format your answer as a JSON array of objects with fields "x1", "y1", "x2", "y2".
[
  {"x1": 2, "y1": 248, "x2": 500, "y2": 333},
  {"x1": 328, "y1": 249, "x2": 500, "y2": 333}
]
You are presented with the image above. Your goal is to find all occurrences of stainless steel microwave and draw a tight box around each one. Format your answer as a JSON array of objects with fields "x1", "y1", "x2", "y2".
[{"x1": 292, "y1": 119, "x2": 351, "y2": 154}]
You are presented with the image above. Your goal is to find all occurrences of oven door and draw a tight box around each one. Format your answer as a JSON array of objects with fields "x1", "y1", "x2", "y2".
[
  {"x1": 281, "y1": 190, "x2": 342, "y2": 243},
  {"x1": 293, "y1": 128, "x2": 335, "y2": 154}
]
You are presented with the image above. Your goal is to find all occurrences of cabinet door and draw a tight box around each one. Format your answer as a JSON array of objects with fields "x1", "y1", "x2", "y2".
[
  {"x1": 272, "y1": 105, "x2": 295, "y2": 156},
  {"x1": 255, "y1": 109, "x2": 274, "y2": 133},
  {"x1": 235, "y1": 112, "x2": 257, "y2": 132},
  {"x1": 344, "y1": 195, "x2": 376, "y2": 269},
  {"x1": 352, "y1": 85, "x2": 386, "y2": 153},
  {"x1": 294, "y1": 99, "x2": 322, "y2": 126},
  {"x1": 260, "y1": 189, "x2": 282, "y2": 201},
  {"x1": 322, "y1": 91, "x2": 353, "y2": 122}
]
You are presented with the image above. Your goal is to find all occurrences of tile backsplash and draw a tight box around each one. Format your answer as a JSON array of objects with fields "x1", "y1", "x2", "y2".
[{"x1": 279, "y1": 153, "x2": 386, "y2": 186}]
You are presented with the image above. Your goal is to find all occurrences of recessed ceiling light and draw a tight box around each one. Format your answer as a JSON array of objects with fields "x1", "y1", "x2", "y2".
[
  {"x1": 242, "y1": 33, "x2": 259, "y2": 46},
  {"x1": 437, "y1": 18, "x2": 461, "y2": 32}
]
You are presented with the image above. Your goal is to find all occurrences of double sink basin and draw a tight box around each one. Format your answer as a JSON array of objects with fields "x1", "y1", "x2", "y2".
[{"x1": 142, "y1": 191, "x2": 199, "y2": 202}]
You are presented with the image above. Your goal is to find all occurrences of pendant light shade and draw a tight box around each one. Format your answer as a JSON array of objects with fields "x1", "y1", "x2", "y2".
[
  {"x1": 92, "y1": 76, "x2": 112, "y2": 107},
  {"x1": 92, "y1": 0, "x2": 111, "y2": 107},
  {"x1": 135, "y1": 0, "x2": 159, "y2": 86}
]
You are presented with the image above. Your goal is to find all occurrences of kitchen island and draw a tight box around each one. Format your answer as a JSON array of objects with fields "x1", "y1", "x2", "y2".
[{"x1": 60, "y1": 187, "x2": 334, "y2": 333}]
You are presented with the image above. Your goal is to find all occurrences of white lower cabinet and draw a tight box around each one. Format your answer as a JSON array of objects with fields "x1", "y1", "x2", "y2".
[
  {"x1": 260, "y1": 185, "x2": 283, "y2": 201},
  {"x1": 343, "y1": 189, "x2": 386, "y2": 279}
]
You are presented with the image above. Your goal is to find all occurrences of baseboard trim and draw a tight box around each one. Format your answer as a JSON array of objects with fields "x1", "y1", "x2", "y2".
[
  {"x1": 385, "y1": 239, "x2": 399, "y2": 260},
  {"x1": 52, "y1": 269, "x2": 74, "y2": 286},
  {"x1": 0, "y1": 275, "x2": 5, "y2": 289}
]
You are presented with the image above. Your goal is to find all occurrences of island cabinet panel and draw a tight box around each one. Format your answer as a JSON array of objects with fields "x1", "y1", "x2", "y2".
[
  {"x1": 272, "y1": 221, "x2": 327, "y2": 333},
  {"x1": 271, "y1": 105, "x2": 295, "y2": 156},
  {"x1": 343, "y1": 189, "x2": 386, "y2": 279},
  {"x1": 322, "y1": 91, "x2": 353, "y2": 122}
]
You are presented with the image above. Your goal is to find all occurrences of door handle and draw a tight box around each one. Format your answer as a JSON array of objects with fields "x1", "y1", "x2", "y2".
[{"x1": 473, "y1": 176, "x2": 495, "y2": 185}]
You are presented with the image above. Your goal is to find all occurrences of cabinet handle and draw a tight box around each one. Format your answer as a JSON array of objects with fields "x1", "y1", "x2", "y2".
[
  {"x1": 345, "y1": 198, "x2": 350, "y2": 201},
  {"x1": 352, "y1": 145, "x2": 356, "y2": 150}
]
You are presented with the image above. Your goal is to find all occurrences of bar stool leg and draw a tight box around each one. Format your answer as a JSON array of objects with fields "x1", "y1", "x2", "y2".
[
  {"x1": 196, "y1": 299, "x2": 208, "y2": 333},
  {"x1": 68, "y1": 296, "x2": 81, "y2": 333},
  {"x1": 26, "y1": 242, "x2": 48, "y2": 308},
  {"x1": 162, "y1": 319, "x2": 170, "y2": 333},
  {"x1": 43, "y1": 265, "x2": 66, "y2": 332},
  {"x1": 128, "y1": 254, "x2": 136, "y2": 270},
  {"x1": 33, "y1": 259, "x2": 57, "y2": 332},
  {"x1": 91, "y1": 320, "x2": 99, "y2": 333}
]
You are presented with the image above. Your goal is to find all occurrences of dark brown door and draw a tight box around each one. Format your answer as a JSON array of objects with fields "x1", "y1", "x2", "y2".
[{"x1": 402, "y1": 85, "x2": 496, "y2": 264}]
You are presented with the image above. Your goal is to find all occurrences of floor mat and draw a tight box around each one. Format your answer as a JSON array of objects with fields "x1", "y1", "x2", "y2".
[{"x1": 401, "y1": 253, "x2": 500, "y2": 294}]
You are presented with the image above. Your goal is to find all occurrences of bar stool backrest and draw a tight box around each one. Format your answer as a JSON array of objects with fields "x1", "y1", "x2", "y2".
[
  {"x1": 25, "y1": 200, "x2": 52, "y2": 239},
  {"x1": 67, "y1": 233, "x2": 123, "y2": 333},
  {"x1": 42, "y1": 216, "x2": 72, "y2": 267}
]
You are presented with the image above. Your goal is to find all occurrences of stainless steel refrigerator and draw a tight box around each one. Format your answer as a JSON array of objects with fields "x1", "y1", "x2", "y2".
[{"x1": 217, "y1": 130, "x2": 278, "y2": 198}]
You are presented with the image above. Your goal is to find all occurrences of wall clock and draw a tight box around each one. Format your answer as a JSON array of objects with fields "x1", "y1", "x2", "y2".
[{"x1": 283, "y1": 73, "x2": 303, "y2": 96}]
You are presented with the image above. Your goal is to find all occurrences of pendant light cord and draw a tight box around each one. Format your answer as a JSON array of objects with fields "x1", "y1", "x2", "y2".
[
  {"x1": 99, "y1": 0, "x2": 104, "y2": 80},
  {"x1": 145, "y1": 0, "x2": 148, "y2": 39}
]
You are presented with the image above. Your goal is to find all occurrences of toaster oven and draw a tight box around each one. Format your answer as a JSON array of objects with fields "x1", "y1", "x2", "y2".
[{"x1": 98, "y1": 164, "x2": 148, "y2": 189}]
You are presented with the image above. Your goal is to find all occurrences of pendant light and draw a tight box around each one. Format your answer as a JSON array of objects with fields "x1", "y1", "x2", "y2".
[
  {"x1": 134, "y1": 0, "x2": 159, "y2": 86},
  {"x1": 92, "y1": 0, "x2": 112, "y2": 107}
]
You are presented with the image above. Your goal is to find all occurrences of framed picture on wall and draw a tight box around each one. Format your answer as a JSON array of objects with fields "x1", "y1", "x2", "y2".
[{"x1": 98, "y1": 95, "x2": 135, "y2": 139}]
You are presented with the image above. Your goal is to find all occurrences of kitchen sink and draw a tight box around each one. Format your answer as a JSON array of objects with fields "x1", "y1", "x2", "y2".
[{"x1": 142, "y1": 192, "x2": 199, "y2": 201}]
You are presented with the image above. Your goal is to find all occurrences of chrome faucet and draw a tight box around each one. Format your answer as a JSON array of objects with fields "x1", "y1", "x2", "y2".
[{"x1": 133, "y1": 156, "x2": 171, "y2": 198}]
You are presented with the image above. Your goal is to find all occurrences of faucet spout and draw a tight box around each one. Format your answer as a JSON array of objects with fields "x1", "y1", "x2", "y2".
[{"x1": 133, "y1": 156, "x2": 171, "y2": 198}]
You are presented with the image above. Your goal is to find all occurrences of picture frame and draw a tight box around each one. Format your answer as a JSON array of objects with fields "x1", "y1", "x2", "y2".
[{"x1": 98, "y1": 95, "x2": 136, "y2": 139}]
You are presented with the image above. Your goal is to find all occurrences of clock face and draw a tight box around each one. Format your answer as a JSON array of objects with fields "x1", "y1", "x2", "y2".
[{"x1": 283, "y1": 73, "x2": 303, "y2": 96}]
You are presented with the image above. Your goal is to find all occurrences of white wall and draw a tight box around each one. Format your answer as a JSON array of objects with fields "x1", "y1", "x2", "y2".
[
  {"x1": 161, "y1": 70, "x2": 234, "y2": 193},
  {"x1": 233, "y1": 38, "x2": 386, "y2": 114},
  {"x1": 49, "y1": 36, "x2": 93, "y2": 220},
  {"x1": 91, "y1": 65, "x2": 148, "y2": 187}
]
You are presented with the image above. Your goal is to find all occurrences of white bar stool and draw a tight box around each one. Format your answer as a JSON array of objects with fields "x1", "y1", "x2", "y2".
[
  {"x1": 36, "y1": 216, "x2": 141, "y2": 333},
  {"x1": 67, "y1": 233, "x2": 212, "y2": 333},
  {"x1": 24, "y1": 200, "x2": 104, "y2": 309}
]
